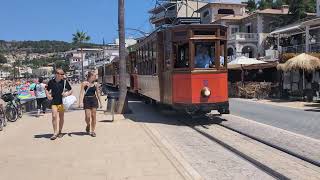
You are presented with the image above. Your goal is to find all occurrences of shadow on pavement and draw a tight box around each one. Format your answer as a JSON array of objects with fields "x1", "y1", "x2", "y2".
[
  {"x1": 125, "y1": 101, "x2": 228, "y2": 127},
  {"x1": 99, "y1": 120, "x2": 113, "y2": 123},
  {"x1": 304, "y1": 103, "x2": 320, "y2": 112},
  {"x1": 68, "y1": 132, "x2": 88, "y2": 137},
  {"x1": 34, "y1": 133, "x2": 53, "y2": 139},
  {"x1": 305, "y1": 108, "x2": 320, "y2": 112}
]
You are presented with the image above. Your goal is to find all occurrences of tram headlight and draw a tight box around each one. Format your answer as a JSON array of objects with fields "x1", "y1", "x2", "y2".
[{"x1": 201, "y1": 87, "x2": 211, "y2": 97}]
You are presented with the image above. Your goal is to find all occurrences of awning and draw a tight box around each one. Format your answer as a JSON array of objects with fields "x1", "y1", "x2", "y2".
[{"x1": 270, "y1": 25, "x2": 301, "y2": 35}]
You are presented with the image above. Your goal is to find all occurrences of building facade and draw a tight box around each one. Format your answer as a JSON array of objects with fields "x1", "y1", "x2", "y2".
[{"x1": 197, "y1": 2, "x2": 316, "y2": 61}]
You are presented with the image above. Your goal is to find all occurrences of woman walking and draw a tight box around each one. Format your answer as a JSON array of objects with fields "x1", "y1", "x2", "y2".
[
  {"x1": 35, "y1": 77, "x2": 47, "y2": 117},
  {"x1": 78, "y1": 71, "x2": 102, "y2": 137}
]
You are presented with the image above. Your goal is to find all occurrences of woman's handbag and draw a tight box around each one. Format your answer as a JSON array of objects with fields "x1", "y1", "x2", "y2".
[{"x1": 62, "y1": 80, "x2": 77, "y2": 110}]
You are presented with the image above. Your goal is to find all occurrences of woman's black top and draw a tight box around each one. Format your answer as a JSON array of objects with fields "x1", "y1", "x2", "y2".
[{"x1": 84, "y1": 85, "x2": 96, "y2": 96}]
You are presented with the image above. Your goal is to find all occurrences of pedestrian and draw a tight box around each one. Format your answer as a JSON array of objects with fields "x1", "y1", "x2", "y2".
[
  {"x1": 45, "y1": 68, "x2": 73, "y2": 140},
  {"x1": 35, "y1": 77, "x2": 47, "y2": 117},
  {"x1": 78, "y1": 71, "x2": 102, "y2": 137}
]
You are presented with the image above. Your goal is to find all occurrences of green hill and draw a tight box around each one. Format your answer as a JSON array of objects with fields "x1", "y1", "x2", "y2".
[{"x1": 0, "y1": 40, "x2": 103, "y2": 54}]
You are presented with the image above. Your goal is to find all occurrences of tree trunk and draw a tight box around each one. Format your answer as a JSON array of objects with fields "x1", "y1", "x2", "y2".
[
  {"x1": 117, "y1": 0, "x2": 128, "y2": 114},
  {"x1": 81, "y1": 47, "x2": 84, "y2": 81}
]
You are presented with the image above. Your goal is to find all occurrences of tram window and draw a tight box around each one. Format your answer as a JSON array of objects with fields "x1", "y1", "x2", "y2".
[
  {"x1": 148, "y1": 43, "x2": 152, "y2": 61},
  {"x1": 175, "y1": 43, "x2": 189, "y2": 68},
  {"x1": 152, "y1": 42, "x2": 157, "y2": 59},
  {"x1": 194, "y1": 31, "x2": 215, "y2": 35},
  {"x1": 194, "y1": 42, "x2": 215, "y2": 68},
  {"x1": 220, "y1": 41, "x2": 227, "y2": 68}
]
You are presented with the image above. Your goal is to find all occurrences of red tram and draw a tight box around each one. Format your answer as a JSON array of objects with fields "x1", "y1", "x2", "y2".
[{"x1": 98, "y1": 24, "x2": 229, "y2": 114}]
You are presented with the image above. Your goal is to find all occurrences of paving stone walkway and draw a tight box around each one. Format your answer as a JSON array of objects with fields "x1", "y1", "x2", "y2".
[{"x1": 0, "y1": 107, "x2": 188, "y2": 180}]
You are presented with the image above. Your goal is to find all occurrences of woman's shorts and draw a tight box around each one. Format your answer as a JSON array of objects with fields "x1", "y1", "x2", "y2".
[{"x1": 83, "y1": 96, "x2": 98, "y2": 109}]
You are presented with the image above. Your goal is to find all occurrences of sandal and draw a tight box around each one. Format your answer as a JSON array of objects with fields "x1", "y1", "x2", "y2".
[
  {"x1": 86, "y1": 125, "x2": 90, "y2": 133},
  {"x1": 90, "y1": 132, "x2": 96, "y2": 137},
  {"x1": 57, "y1": 133, "x2": 64, "y2": 138},
  {"x1": 50, "y1": 134, "x2": 58, "y2": 140}
]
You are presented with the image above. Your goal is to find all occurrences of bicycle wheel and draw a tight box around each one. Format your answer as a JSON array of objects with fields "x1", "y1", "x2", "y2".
[
  {"x1": 16, "y1": 101, "x2": 23, "y2": 118},
  {"x1": 5, "y1": 105, "x2": 18, "y2": 122},
  {"x1": 0, "y1": 118, "x2": 3, "y2": 131},
  {"x1": 0, "y1": 108, "x2": 6, "y2": 127}
]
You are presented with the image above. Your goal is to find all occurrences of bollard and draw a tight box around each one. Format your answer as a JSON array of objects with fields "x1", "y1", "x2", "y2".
[{"x1": 105, "y1": 92, "x2": 119, "y2": 122}]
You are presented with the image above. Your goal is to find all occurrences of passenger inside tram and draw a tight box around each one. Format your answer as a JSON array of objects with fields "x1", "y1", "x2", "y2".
[{"x1": 195, "y1": 45, "x2": 213, "y2": 68}]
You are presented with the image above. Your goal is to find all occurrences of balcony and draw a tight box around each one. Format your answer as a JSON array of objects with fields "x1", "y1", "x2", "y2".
[
  {"x1": 229, "y1": 33, "x2": 259, "y2": 42},
  {"x1": 281, "y1": 43, "x2": 320, "y2": 54},
  {"x1": 150, "y1": 10, "x2": 176, "y2": 23}
]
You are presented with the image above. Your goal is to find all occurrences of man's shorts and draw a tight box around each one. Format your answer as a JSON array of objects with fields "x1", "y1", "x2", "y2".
[{"x1": 52, "y1": 104, "x2": 65, "y2": 112}]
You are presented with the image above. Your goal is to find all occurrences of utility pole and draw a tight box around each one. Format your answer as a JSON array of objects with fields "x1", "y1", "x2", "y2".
[
  {"x1": 117, "y1": 0, "x2": 128, "y2": 114},
  {"x1": 103, "y1": 38, "x2": 106, "y2": 84}
]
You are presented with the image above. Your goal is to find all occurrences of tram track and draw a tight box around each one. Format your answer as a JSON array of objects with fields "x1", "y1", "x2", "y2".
[
  {"x1": 216, "y1": 119, "x2": 320, "y2": 168},
  {"x1": 106, "y1": 87, "x2": 320, "y2": 179},
  {"x1": 174, "y1": 115, "x2": 320, "y2": 180}
]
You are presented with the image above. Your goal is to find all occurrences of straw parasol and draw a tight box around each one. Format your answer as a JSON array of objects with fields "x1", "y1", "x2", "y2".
[
  {"x1": 277, "y1": 53, "x2": 320, "y2": 72},
  {"x1": 277, "y1": 53, "x2": 320, "y2": 90}
]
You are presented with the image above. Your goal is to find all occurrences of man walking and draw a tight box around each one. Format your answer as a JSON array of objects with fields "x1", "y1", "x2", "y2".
[{"x1": 45, "y1": 68, "x2": 72, "y2": 140}]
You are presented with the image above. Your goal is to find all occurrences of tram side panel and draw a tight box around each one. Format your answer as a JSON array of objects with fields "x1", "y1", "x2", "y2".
[{"x1": 137, "y1": 75, "x2": 161, "y2": 102}]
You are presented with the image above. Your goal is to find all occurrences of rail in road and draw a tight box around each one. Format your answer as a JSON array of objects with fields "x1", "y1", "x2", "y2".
[
  {"x1": 174, "y1": 115, "x2": 320, "y2": 179},
  {"x1": 101, "y1": 85, "x2": 320, "y2": 179}
]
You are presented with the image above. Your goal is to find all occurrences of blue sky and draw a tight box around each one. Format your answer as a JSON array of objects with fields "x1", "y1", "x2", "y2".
[{"x1": 0, "y1": 0, "x2": 241, "y2": 44}]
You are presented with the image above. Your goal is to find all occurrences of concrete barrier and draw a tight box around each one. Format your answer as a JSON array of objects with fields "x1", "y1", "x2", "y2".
[{"x1": 20, "y1": 98, "x2": 37, "y2": 112}]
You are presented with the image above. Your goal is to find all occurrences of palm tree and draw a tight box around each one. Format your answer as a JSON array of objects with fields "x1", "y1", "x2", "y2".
[
  {"x1": 72, "y1": 31, "x2": 90, "y2": 81},
  {"x1": 117, "y1": 0, "x2": 128, "y2": 114}
]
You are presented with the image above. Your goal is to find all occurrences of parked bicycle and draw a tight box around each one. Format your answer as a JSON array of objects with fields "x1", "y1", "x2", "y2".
[
  {"x1": 0, "y1": 104, "x2": 6, "y2": 131},
  {"x1": 1, "y1": 92, "x2": 23, "y2": 122}
]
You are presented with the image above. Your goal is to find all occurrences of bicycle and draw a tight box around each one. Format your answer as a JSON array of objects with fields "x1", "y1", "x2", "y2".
[
  {"x1": 0, "y1": 104, "x2": 6, "y2": 131},
  {"x1": 1, "y1": 92, "x2": 22, "y2": 122},
  {"x1": 13, "y1": 92, "x2": 23, "y2": 118}
]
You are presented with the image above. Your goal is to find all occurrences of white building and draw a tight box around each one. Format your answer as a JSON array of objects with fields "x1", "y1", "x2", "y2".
[
  {"x1": 17, "y1": 67, "x2": 32, "y2": 78},
  {"x1": 32, "y1": 66, "x2": 53, "y2": 78},
  {"x1": 0, "y1": 71, "x2": 10, "y2": 79},
  {"x1": 69, "y1": 51, "x2": 86, "y2": 65},
  {"x1": 115, "y1": 38, "x2": 137, "y2": 48}
]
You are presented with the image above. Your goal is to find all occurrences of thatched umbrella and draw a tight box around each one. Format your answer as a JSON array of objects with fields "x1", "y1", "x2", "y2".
[
  {"x1": 277, "y1": 53, "x2": 320, "y2": 72},
  {"x1": 277, "y1": 53, "x2": 320, "y2": 89}
]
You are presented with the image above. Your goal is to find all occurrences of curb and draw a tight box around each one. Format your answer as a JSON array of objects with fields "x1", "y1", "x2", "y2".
[
  {"x1": 142, "y1": 123, "x2": 203, "y2": 180},
  {"x1": 230, "y1": 98, "x2": 314, "y2": 110}
]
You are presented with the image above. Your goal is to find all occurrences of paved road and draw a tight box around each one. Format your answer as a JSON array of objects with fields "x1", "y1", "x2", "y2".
[
  {"x1": 229, "y1": 98, "x2": 320, "y2": 139},
  {"x1": 126, "y1": 101, "x2": 274, "y2": 180}
]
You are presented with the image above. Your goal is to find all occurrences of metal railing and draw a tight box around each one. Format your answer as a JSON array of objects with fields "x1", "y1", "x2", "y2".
[
  {"x1": 150, "y1": 10, "x2": 176, "y2": 22},
  {"x1": 281, "y1": 42, "x2": 320, "y2": 54},
  {"x1": 310, "y1": 43, "x2": 320, "y2": 53},
  {"x1": 229, "y1": 33, "x2": 259, "y2": 41}
]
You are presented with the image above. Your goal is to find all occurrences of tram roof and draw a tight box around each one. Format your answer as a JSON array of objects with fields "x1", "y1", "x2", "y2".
[{"x1": 133, "y1": 24, "x2": 228, "y2": 46}]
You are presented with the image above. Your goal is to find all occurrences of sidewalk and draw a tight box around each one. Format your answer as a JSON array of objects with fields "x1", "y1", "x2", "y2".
[
  {"x1": 0, "y1": 107, "x2": 191, "y2": 179},
  {"x1": 231, "y1": 98, "x2": 320, "y2": 111}
]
